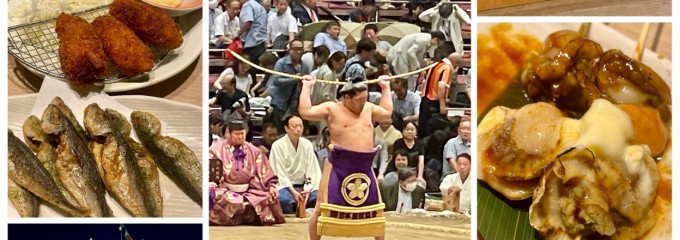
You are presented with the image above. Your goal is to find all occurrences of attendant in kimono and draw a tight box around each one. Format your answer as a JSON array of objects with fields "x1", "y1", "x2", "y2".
[
  {"x1": 208, "y1": 120, "x2": 285, "y2": 226},
  {"x1": 269, "y1": 114, "x2": 322, "y2": 214}
]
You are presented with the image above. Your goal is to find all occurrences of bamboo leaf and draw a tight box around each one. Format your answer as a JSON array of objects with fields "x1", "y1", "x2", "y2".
[{"x1": 477, "y1": 181, "x2": 538, "y2": 240}]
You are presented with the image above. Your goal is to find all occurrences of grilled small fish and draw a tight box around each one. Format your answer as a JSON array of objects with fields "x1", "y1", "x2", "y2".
[
  {"x1": 22, "y1": 115, "x2": 53, "y2": 152},
  {"x1": 107, "y1": 109, "x2": 164, "y2": 217},
  {"x1": 42, "y1": 104, "x2": 112, "y2": 217},
  {"x1": 8, "y1": 130, "x2": 89, "y2": 217},
  {"x1": 23, "y1": 116, "x2": 81, "y2": 208},
  {"x1": 51, "y1": 97, "x2": 89, "y2": 142},
  {"x1": 85, "y1": 103, "x2": 151, "y2": 217},
  {"x1": 131, "y1": 111, "x2": 202, "y2": 205},
  {"x1": 8, "y1": 178, "x2": 40, "y2": 217}
]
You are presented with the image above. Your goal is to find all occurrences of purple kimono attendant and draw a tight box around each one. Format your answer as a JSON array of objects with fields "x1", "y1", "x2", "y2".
[{"x1": 208, "y1": 121, "x2": 285, "y2": 226}]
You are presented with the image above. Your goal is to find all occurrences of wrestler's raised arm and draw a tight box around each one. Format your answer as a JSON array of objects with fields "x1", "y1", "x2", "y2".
[
  {"x1": 299, "y1": 75, "x2": 332, "y2": 121},
  {"x1": 372, "y1": 75, "x2": 393, "y2": 122}
]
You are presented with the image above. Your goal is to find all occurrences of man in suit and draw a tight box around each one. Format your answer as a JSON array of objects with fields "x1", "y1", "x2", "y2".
[
  {"x1": 291, "y1": 0, "x2": 319, "y2": 25},
  {"x1": 386, "y1": 31, "x2": 446, "y2": 91},
  {"x1": 380, "y1": 167, "x2": 425, "y2": 213}
]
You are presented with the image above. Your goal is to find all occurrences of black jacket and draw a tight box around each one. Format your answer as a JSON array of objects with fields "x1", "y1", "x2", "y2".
[{"x1": 291, "y1": 3, "x2": 318, "y2": 25}]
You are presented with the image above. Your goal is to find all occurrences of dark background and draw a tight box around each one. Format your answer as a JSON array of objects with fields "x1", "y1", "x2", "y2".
[{"x1": 9, "y1": 224, "x2": 202, "y2": 240}]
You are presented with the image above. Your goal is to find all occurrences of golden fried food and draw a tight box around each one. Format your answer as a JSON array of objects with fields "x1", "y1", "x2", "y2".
[
  {"x1": 92, "y1": 16, "x2": 154, "y2": 76},
  {"x1": 110, "y1": 0, "x2": 183, "y2": 50},
  {"x1": 55, "y1": 13, "x2": 107, "y2": 86},
  {"x1": 477, "y1": 23, "x2": 543, "y2": 113}
]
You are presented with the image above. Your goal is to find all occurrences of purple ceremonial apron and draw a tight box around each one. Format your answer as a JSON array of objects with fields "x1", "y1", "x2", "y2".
[{"x1": 317, "y1": 145, "x2": 386, "y2": 237}]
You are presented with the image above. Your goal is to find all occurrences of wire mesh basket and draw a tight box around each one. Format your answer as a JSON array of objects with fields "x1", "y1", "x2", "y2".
[{"x1": 7, "y1": 5, "x2": 172, "y2": 84}]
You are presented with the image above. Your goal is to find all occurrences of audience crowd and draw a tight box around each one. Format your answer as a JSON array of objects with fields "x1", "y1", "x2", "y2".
[{"x1": 208, "y1": 0, "x2": 471, "y2": 226}]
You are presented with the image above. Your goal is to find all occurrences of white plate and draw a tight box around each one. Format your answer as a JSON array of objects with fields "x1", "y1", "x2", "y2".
[
  {"x1": 8, "y1": 94, "x2": 203, "y2": 217},
  {"x1": 476, "y1": 23, "x2": 672, "y2": 240},
  {"x1": 16, "y1": 8, "x2": 202, "y2": 93},
  {"x1": 477, "y1": 23, "x2": 672, "y2": 87}
]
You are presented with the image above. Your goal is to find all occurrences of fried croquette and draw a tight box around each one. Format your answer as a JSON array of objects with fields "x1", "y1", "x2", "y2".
[
  {"x1": 55, "y1": 13, "x2": 107, "y2": 86},
  {"x1": 92, "y1": 16, "x2": 154, "y2": 76},
  {"x1": 110, "y1": 0, "x2": 184, "y2": 50}
]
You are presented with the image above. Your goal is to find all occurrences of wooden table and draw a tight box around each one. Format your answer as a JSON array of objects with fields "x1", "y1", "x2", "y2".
[
  {"x1": 478, "y1": 0, "x2": 671, "y2": 16},
  {"x1": 7, "y1": 54, "x2": 202, "y2": 106}
]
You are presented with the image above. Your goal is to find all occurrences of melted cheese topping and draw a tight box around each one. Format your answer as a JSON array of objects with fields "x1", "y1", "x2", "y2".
[{"x1": 574, "y1": 99, "x2": 633, "y2": 161}]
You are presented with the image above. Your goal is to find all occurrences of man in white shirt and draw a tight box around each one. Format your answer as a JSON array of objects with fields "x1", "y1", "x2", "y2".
[
  {"x1": 439, "y1": 153, "x2": 470, "y2": 213},
  {"x1": 267, "y1": 0, "x2": 298, "y2": 49},
  {"x1": 269, "y1": 114, "x2": 322, "y2": 214},
  {"x1": 213, "y1": 0, "x2": 241, "y2": 48},
  {"x1": 209, "y1": 0, "x2": 223, "y2": 47}
]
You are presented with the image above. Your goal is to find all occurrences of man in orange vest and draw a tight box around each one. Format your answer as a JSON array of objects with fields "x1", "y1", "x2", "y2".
[{"x1": 417, "y1": 51, "x2": 461, "y2": 138}]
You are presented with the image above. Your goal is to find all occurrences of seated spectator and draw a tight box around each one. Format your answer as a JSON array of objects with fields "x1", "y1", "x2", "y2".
[
  {"x1": 377, "y1": 78, "x2": 420, "y2": 122},
  {"x1": 380, "y1": 167, "x2": 425, "y2": 213},
  {"x1": 341, "y1": 38, "x2": 376, "y2": 82},
  {"x1": 291, "y1": 0, "x2": 319, "y2": 25},
  {"x1": 391, "y1": 120, "x2": 426, "y2": 187},
  {"x1": 365, "y1": 53, "x2": 393, "y2": 81},
  {"x1": 380, "y1": 149, "x2": 409, "y2": 186},
  {"x1": 268, "y1": 0, "x2": 291, "y2": 17},
  {"x1": 251, "y1": 52, "x2": 279, "y2": 97},
  {"x1": 209, "y1": 112, "x2": 225, "y2": 147},
  {"x1": 373, "y1": 138, "x2": 389, "y2": 179},
  {"x1": 363, "y1": 24, "x2": 392, "y2": 52},
  {"x1": 252, "y1": 122, "x2": 279, "y2": 158},
  {"x1": 213, "y1": 56, "x2": 253, "y2": 96},
  {"x1": 374, "y1": 118, "x2": 402, "y2": 157},
  {"x1": 301, "y1": 51, "x2": 314, "y2": 74},
  {"x1": 443, "y1": 117, "x2": 470, "y2": 175},
  {"x1": 208, "y1": 120, "x2": 285, "y2": 226},
  {"x1": 209, "y1": 0, "x2": 224, "y2": 47},
  {"x1": 261, "y1": 0, "x2": 272, "y2": 12},
  {"x1": 349, "y1": 0, "x2": 377, "y2": 22},
  {"x1": 313, "y1": 21, "x2": 347, "y2": 55},
  {"x1": 415, "y1": 127, "x2": 450, "y2": 192},
  {"x1": 267, "y1": 0, "x2": 298, "y2": 49},
  {"x1": 210, "y1": 74, "x2": 252, "y2": 121},
  {"x1": 212, "y1": 0, "x2": 241, "y2": 48},
  {"x1": 232, "y1": 59, "x2": 254, "y2": 96},
  {"x1": 268, "y1": 39, "x2": 310, "y2": 132},
  {"x1": 315, "y1": 127, "x2": 330, "y2": 171},
  {"x1": 311, "y1": 51, "x2": 346, "y2": 105},
  {"x1": 269, "y1": 115, "x2": 322, "y2": 214},
  {"x1": 310, "y1": 45, "x2": 330, "y2": 76},
  {"x1": 439, "y1": 153, "x2": 470, "y2": 214}
]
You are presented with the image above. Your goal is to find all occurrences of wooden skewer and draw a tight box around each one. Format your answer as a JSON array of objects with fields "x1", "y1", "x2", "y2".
[
  {"x1": 578, "y1": 23, "x2": 591, "y2": 38},
  {"x1": 633, "y1": 23, "x2": 651, "y2": 61}
]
